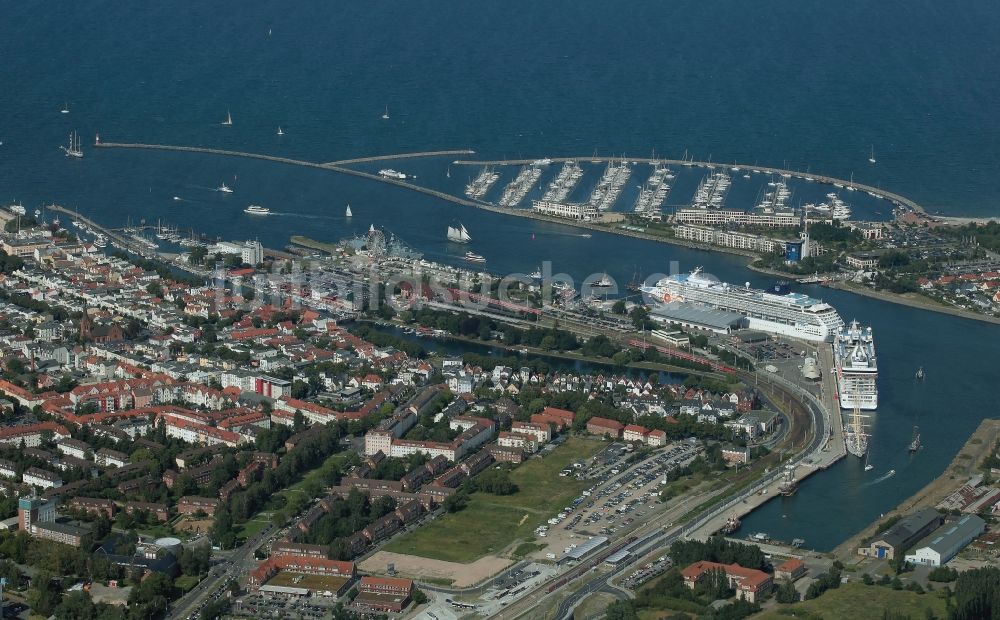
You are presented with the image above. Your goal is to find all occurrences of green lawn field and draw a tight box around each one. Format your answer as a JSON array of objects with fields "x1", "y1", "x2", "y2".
[
  {"x1": 383, "y1": 436, "x2": 606, "y2": 563},
  {"x1": 754, "y1": 581, "x2": 947, "y2": 620}
]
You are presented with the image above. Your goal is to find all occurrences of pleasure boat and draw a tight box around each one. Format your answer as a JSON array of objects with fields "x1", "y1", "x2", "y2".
[
  {"x1": 244, "y1": 205, "x2": 270, "y2": 215},
  {"x1": 8, "y1": 202, "x2": 26, "y2": 216},
  {"x1": 217, "y1": 183, "x2": 233, "y2": 194},
  {"x1": 464, "y1": 251, "x2": 486, "y2": 263}
]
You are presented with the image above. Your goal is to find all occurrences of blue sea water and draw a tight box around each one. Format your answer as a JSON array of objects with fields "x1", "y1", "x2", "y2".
[{"x1": 1, "y1": 1, "x2": 999, "y2": 550}]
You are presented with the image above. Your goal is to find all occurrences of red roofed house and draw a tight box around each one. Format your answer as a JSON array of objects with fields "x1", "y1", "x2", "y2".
[
  {"x1": 353, "y1": 576, "x2": 414, "y2": 613},
  {"x1": 680, "y1": 561, "x2": 773, "y2": 603},
  {"x1": 623, "y1": 424, "x2": 650, "y2": 443},
  {"x1": 248, "y1": 554, "x2": 355, "y2": 595},
  {"x1": 647, "y1": 429, "x2": 668, "y2": 447},
  {"x1": 775, "y1": 558, "x2": 807, "y2": 582},
  {"x1": 586, "y1": 417, "x2": 624, "y2": 439},
  {"x1": 541, "y1": 406, "x2": 576, "y2": 425}
]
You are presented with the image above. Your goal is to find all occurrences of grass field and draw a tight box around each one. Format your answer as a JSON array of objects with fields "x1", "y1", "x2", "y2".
[
  {"x1": 755, "y1": 582, "x2": 948, "y2": 620},
  {"x1": 236, "y1": 516, "x2": 271, "y2": 540},
  {"x1": 265, "y1": 571, "x2": 350, "y2": 593},
  {"x1": 383, "y1": 437, "x2": 605, "y2": 563}
]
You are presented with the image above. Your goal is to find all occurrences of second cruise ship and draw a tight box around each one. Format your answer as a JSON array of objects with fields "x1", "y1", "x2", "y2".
[
  {"x1": 834, "y1": 320, "x2": 878, "y2": 410},
  {"x1": 641, "y1": 268, "x2": 844, "y2": 342}
]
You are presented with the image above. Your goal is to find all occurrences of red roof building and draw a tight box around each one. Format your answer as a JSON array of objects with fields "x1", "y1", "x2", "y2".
[
  {"x1": 680, "y1": 561, "x2": 773, "y2": 603},
  {"x1": 586, "y1": 417, "x2": 624, "y2": 438}
]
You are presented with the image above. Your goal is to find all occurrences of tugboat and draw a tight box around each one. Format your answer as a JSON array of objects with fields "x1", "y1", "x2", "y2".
[{"x1": 908, "y1": 426, "x2": 921, "y2": 453}]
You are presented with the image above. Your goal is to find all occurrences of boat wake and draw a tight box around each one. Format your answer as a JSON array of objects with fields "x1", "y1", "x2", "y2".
[
  {"x1": 266, "y1": 212, "x2": 337, "y2": 220},
  {"x1": 863, "y1": 469, "x2": 897, "y2": 487}
]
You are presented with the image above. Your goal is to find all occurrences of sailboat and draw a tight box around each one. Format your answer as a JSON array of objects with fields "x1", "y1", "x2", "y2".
[
  {"x1": 221, "y1": 110, "x2": 233, "y2": 126},
  {"x1": 345, "y1": 204, "x2": 353, "y2": 218},
  {"x1": 61, "y1": 102, "x2": 69, "y2": 114},
  {"x1": 868, "y1": 145, "x2": 876, "y2": 164},
  {"x1": 61, "y1": 131, "x2": 83, "y2": 158},
  {"x1": 382, "y1": 106, "x2": 390, "y2": 120},
  {"x1": 446, "y1": 166, "x2": 451, "y2": 179},
  {"x1": 277, "y1": 127, "x2": 284, "y2": 136},
  {"x1": 864, "y1": 449, "x2": 874, "y2": 471},
  {"x1": 447, "y1": 223, "x2": 471, "y2": 243}
]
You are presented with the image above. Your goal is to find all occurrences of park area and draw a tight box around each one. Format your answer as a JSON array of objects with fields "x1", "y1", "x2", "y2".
[{"x1": 383, "y1": 437, "x2": 605, "y2": 564}]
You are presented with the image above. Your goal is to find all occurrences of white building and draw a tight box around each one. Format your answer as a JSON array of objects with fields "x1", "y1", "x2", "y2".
[
  {"x1": 22, "y1": 468, "x2": 63, "y2": 490},
  {"x1": 904, "y1": 515, "x2": 985, "y2": 567}
]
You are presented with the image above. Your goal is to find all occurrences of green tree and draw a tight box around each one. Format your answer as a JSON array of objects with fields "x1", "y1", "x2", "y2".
[{"x1": 775, "y1": 579, "x2": 800, "y2": 603}]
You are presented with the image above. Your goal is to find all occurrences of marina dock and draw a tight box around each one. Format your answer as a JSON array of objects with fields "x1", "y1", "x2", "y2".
[
  {"x1": 454, "y1": 155, "x2": 928, "y2": 216},
  {"x1": 92, "y1": 142, "x2": 927, "y2": 257}
]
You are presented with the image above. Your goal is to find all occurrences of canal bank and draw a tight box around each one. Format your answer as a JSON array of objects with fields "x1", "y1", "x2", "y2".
[{"x1": 832, "y1": 418, "x2": 1000, "y2": 562}]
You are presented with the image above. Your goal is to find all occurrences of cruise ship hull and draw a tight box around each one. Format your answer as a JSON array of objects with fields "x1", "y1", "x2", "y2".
[
  {"x1": 834, "y1": 321, "x2": 878, "y2": 411},
  {"x1": 642, "y1": 269, "x2": 844, "y2": 344}
]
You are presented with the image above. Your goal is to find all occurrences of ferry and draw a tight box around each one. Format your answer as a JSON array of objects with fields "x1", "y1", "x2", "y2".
[
  {"x1": 244, "y1": 205, "x2": 270, "y2": 215},
  {"x1": 464, "y1": 251, "x2": 486, "y2": 264},
  {"x1": 641, "y1": 268, "x2": 845, "y2": 342},
  {"x1": 217, "y1": 183, "x2": 233, "y2": 194},
  {"x1": 8, "y1": 202, "x2": 26, "y2": 216},
  {"x1": 834, "y1": 320, "x2": 877, "y2": 410},
  {"x1": 378, "y1": 169, "x2": 408, "y2": 181}
]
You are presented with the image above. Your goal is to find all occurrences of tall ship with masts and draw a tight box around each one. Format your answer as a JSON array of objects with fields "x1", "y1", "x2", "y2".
[
  {"x1": 61, "y1": 131, "x2": 83, "y2": 158},
  {"x1": 844, "y1": 399, "x2": 870, "y2": 458},
  {"x1": 834, "y1": 320, "x2": 878, "y2": 410},
  {"x1": 446, "y1": 222, "x2": 471, "y2": 244}
]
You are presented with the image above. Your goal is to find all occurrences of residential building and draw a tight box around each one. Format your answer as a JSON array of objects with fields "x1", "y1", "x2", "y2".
[
  {"x1": 353, "y1": 576, "x2": 414, "y2": 613},
  {"x1": 680, "y1": 561, "x2": 773, "y2": 603},
  {"x1": 586, "y1": 417, "x2": 624, "y2": 439}
]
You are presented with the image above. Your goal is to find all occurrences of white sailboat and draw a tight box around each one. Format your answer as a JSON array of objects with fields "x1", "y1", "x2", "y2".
[
  {"x1": 868, "y1": 145, "x2": 876, "y2": 164},
  {"x1": 61, "y1": 102, "x2": 69, "y2": 114},
  {"x1": 345, "y1": 204, "x2": 353, "y2": 217},
  {"x1": 382, "y1": 106, "x2": 390, "y2": 120},
  {"x1": 864, "y1": 449, "x2": 874, "y2": 471},
  {"x1": 277, "y1": 126, "x2": 284, "y2": 136},
  {"x1": 447, "y1": 222, "x2": 471, "y2": 243},
  {"x1": 221, "y1": 110, "x2": 233, "y2": 126}
]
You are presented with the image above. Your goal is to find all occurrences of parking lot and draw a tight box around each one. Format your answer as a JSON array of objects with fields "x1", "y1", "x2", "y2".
[
  {"x1": 233, "y1": 592, "x2": 345, "y2": 619},
  {"x1": 531, "y1": 442, "x2": 703, "y2": 561}
]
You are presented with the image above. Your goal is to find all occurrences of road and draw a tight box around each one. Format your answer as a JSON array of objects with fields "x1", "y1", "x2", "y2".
[{"x1": 167, "y1": 524, "x2": 275, "y2": 620}]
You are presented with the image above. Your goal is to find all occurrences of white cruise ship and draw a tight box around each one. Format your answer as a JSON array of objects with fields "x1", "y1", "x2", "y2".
[
  {"x1": 834, "y1": 320, "x2": 878, "y2": 410},
  {"x1": 641, "y1": 268, "x2": 844, "y2": 342}
]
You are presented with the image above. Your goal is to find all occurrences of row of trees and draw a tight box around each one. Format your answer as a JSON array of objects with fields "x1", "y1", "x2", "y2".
[
  {"x1": 211, "y1": 422, "x2": 344, "y2": 547},
  {"x1": 669, "y1": 537, "x2": 768, "y2": 571}
]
